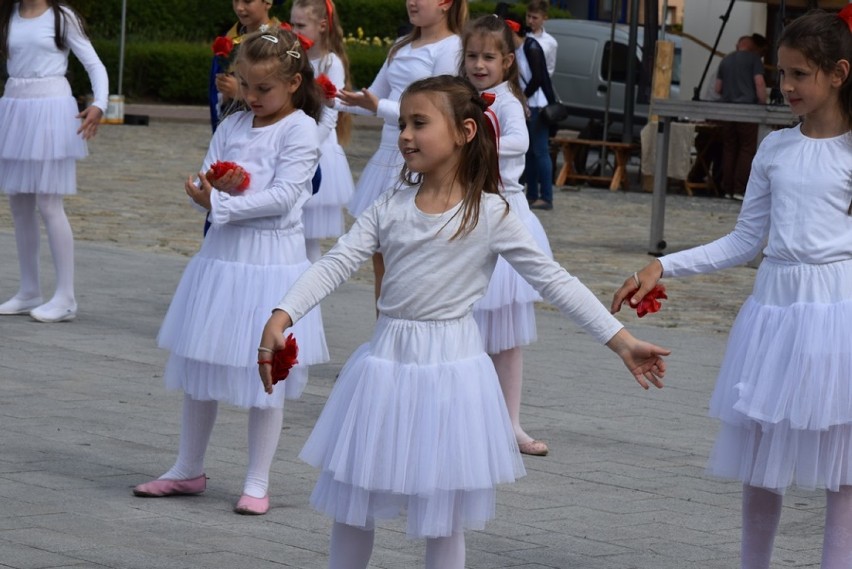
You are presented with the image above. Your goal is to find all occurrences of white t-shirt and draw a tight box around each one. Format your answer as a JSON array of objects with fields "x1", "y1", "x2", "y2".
[{"x1": 532, "y1": 28, "x2": 558, "y2": 77}]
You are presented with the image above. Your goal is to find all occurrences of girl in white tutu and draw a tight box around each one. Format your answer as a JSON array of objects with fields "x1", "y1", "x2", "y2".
[
  {"x1": 0, "y1": 0, "x2": 107, "y2": 322},
  {"x1": 259, "y1": 75, "x2": 668, "y2": 569},
  {"x1": 289, "y1": 0, "x2": 355, "y2": 262},
  {"x1": 133, "y1": 28, "x2": 329, "y2": 516},
  {"x1": 335, "y1": 0, "x2": 466, "y2": 301},
  {"x1": 462, "y1": 14, "x2": 554, "y2": 456},
  {"x1": 613, "y1": 9, "x2": 852, "y2": 568}
]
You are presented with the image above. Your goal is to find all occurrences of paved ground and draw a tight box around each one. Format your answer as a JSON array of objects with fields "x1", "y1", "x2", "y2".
[{"x1": 0, "y1": 107, "x2": 826, "y2": 568}]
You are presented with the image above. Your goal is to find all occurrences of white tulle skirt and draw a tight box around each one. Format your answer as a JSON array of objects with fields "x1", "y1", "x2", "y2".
[
  {"x1": 707, "y1": 257, "x2": 852, "y2": 492},
  {"x1": 473, "y1": 192, "x2": 553, "y2": 353},
  {"x1": 158, "y1": 222, "x2": 329, "y2": 409},
  {"x1": 347, "y1": 125, "x2": 404, "y2": 217},
  {"x1": 299, "y1": 315, "x2": 526, "y2": 538},
  {"x1": 0, "y1": 77, "x2": 87, "y2": 195},
  {"x1": 303, "y1": 135, "x2": 354, "y2": 239}
]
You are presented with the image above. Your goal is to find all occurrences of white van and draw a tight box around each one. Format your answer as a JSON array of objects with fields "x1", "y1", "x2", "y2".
[{"x1": 546, "y1": 19, "x2": 681, "y2": 138}]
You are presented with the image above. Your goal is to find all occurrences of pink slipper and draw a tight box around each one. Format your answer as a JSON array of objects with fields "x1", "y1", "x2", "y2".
[
  {"x1": 518, "y1": 440, "x2": 549, "y2": 456},
  {"x1": 132, "y1": 474, "x2": 207, "y2": 497},
  {"x1": 234, "y1": 494, "x2": 269, "y2": 515}
]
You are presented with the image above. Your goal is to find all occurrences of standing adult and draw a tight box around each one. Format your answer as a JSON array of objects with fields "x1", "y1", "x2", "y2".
[{"x1": 715, "y1": 34, "x2": 767, "y2": 200}]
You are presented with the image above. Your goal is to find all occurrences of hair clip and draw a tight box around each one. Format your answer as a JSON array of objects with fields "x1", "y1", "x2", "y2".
[
  {"x1": 286, "y1": 39, "x2": 302, "y2": 59},
  {"x1": 839, "y1": 5, "x2": 852, "y2": 34},
  {"x1": 260, "y1": 34, "x2": 279, "y2": 44}
]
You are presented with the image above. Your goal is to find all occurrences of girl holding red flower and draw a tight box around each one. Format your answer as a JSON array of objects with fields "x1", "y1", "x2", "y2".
[
  {"x1": 289, "y1": 0, "x2": 355, "y2": 262},
  {"x1": 613, "y1": 9, "x2": 852, "y2": 568},
  {"x1": 133, "y1": 27, "x2": 329, "y2": 517}
]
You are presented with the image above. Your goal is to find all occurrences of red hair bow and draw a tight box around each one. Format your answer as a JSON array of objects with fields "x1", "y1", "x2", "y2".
[
  {"x1": 481, "y1": 92, "x2": 496, "y2": 106},
  {"x1": 280, "y1": 22, "x2": 315, "y2": 51},
  {"x1": 505, "y1": 19, "x2": 521, "y2": 33},
  {"x1": 839, "y1": 5, "x2": 852, "y2": 33}
]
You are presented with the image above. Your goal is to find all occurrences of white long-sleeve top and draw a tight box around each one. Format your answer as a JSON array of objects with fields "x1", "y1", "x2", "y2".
[
  {"x1": 661, "y1": 125, "x2": 852, "y2": 277},
  {"x1": 203, "y1": 110, "x2": 319, "y2": 229},
  {"x1": 482, "y1": 81, "x2": 529, "y2": 196},
  {"x1": 311, "y1": 52, "x2": 345, "y2": 145},
  {"x1": 8, "y1": 4, "x2": 108, "y2": 111},
  {"x1": 276, "y1": 187, "x2": 623, "y2": 343}
]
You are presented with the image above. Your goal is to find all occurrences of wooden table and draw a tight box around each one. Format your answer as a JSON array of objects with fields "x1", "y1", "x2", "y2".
[{"x1": 551, "y1": 137, "x2": 638, "y2": 191}]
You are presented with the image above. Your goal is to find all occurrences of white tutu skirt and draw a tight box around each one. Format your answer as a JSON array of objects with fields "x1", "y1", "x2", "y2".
[
  {"x1": 707, "y1": 257, "x2": 852, "y2": 492},
  {"x1": 473, "y1": 193, "x2": 553, "y2": 353},
  {"x1": 303, "y1": 136, "x2": 354, "y2": 239},
  {"x1": 347, "y1": 125, "x2": 404, "y2": 217},
  {"x1": 299, "y1": 315, "x2": 526, "y2": 538},
  {"x1": 158, "y1": 223, "x2": 329, "y2": 409},
  {"x1": 0, "y1": 77, "x2": 87, "y2": 195}
]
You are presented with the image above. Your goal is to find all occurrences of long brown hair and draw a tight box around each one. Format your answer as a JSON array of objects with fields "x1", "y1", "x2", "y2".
[
  {"x1": 291, "y1": 0, "x2": 353, "y2": 144},
  {"x1": 1, "y1": 1, "x2": 87, "y2": 59},
  {"x1": 459, "y1": 15, "x2": 526, "y2": 107},
  {"x1": 388, "y1": 0, "x2": 469, "y2": 61},
  {"x1": 399, "y1": 75, "x2": 506, "y2": 240}
]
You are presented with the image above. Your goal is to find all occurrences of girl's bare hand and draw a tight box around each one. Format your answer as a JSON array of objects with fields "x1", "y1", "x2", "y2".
[
  {"x1": 215, "y1": 73, "x2": 239, "y2": 100},
  {"x1": 76, "y1": 106, "x2": 103, "y2": 140},
  {"x1": 185, "y1": 171, "x2": 213, "y2": 210},
  {"x1": 206, "y1": 166, "x2": 247, "y2": 195},
  {"x1": 337, "y1": 88, "x2": 378, "y2": 113},
  {"x1": 258, "y1": 310, "x2": 293, "y2": 394},
  {"x1": 611, "y1": 259, "x2": 664, "y2": 314}
]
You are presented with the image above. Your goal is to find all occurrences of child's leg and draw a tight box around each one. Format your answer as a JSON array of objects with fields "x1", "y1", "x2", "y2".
[
  {"x1": 424, "y1": 531, "x2": 465, "y2": 569},
  {"x1": 492, "y1": 347, "x2": 545, "y2": 451},
  {"x1": 161, "y1": 394, "x2": 218, "y2": 480},
  {"x1": 4, "y1": 194, "x2": 42, "y2": 301},
  {"x1": 741, "y1": 484, "x2": 783, "y2": 569},
  {"x1": 243, "y1": 406, "x2": 284, "y2": 498},
  {"x1": 821, "y1": 485, "x2": 852, "y2": 569},
  {"x1": 328, "y1": 521, "x2": 375, "y2": 569},
  {"x1": 35, "y1": 194, "x2": 75, "y2": 307},
  {"x1": 305, "y1": 238, "x2": 322, "y2": 263}
]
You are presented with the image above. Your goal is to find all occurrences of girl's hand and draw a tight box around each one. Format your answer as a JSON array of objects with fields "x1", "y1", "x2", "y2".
[
  {"x1": 76, "y1": 106, "x2": 103, "y2": 140},
  {"x1": 215, "y1": 73, "x2": 239, "y2": 100},
  {"x1": 611, "y1": 259, "x2": 664, "y2": 314},
  {"x1": 206, "y1": 165, "x2": 247, "y2": 195},
  {"x1": 185, "y1": 171, "x2": 213, "y2": 210},
  {"x1": 258, "y1": 309, "x2": 294, "y2": 394},
  {"x1": 337, "y1": 88, "x2": 378, "y2": 113},
  {"x1": 605, "y1": 329, "x2": 670, "y2": 390}
]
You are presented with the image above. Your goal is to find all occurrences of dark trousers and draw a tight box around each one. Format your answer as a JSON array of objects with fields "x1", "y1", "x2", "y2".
[{"x1": 719, "y1": 121, "x2": 758, "y2": 195}]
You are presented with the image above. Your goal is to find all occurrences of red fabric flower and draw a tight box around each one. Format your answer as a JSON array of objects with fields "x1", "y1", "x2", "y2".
[
  {"x1": 212, "y1": 36, "x2": 234, "y2": 57},
  {"x1": 840, "y1": 5, "x2": 852, "y2": 33},
  {"x1": 271, "y1": 334, "x2": 299, "y2": 385},
  {"x1": 636, "y1": 284, "x2": 668, "y2": 318},
  {"x1": 208, "y1": 160, "x2": 250, "y2": 192},
  {"x1": 317, "y1": 74, "x2": 337, "y2": 99},
  {"x1": 480, "y1": 92, "x2": 496, "y2": 106}
]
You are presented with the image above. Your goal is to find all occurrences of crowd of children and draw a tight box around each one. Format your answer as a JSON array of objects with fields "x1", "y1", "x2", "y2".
[{"x1": 2, "y1": 0, "x2": 851, "y2": 567}]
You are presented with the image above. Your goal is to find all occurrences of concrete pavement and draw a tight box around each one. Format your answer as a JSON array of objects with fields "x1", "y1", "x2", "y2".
[{"x1": 0, "y1": 106, "x2": 826, "y2": 568}]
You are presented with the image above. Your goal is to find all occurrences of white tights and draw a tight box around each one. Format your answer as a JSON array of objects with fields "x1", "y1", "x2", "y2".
[
  {"x1": 161, "y1": 394, "x2": 284, "y2": 498},
  {"x1": 7, "y1": 194, "x2": 75, "y2": 305},
  {"x1": 741, "y1": 484, "x2": 852, "y2": 569},
  {"x1": 327, "y1": 522, "x2": 465, "y2": 569},
  {"x1": 305, "y1": 238, "x2": 322, "y2": 263},
  {"x1": 491, "y1": 347, "x2": 532, "y2": 444}
]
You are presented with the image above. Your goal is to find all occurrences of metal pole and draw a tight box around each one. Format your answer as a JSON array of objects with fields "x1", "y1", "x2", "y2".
[
  {"x1": 622, "y1": 0, "x2": 641, "y2": 143},
  {"x1": 693, "y1": 0, "x2": 736, "y2": 101},
  {"x1": 118, "y1": 0, "x2": 126, "y2": 95},
  {"x1": 648, "y1": 116, "x2": 670, "y2": 255}
]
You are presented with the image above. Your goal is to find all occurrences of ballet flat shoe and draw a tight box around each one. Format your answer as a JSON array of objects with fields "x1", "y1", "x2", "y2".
[
  {"x1": 234, "y1": 494, "x2": 269, "y2": 515},
  {"x1": 0, "y1": 296, "x2": 43, "y2": 315},
  {"x1": 133, "y1": 474, "x2": 207, "y2": 497},
  {"x1": 518, "y1": 440, "x2": 549, "y2": 456},
  {"x1": 29, "y1": 302, "x2": 77, "y2": 323}
]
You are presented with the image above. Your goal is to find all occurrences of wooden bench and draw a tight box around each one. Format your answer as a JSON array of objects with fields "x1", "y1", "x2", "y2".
[{"x1": 550, "y1": 137, "x2": 638, "y2": 191}]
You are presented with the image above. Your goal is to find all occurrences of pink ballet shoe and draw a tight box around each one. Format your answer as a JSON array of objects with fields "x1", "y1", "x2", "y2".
[
  {"x1": 132, "y1": 474, "x2": 207, "y2": 497},
  {"x1": 234, "y1": 494, "x2": 269, "y2": 515},
  {"x1": 518, "y1": 439, "x2": 549, "y2": 456}
]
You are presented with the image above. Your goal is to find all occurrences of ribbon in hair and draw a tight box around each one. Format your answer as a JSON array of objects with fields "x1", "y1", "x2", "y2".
[
  {"x1": 840, "y1": 5, "x2": 852, "y2": 34},
  {"x1": 325, "y1": 0, "x2": 334, "y2": 20},
  {"x1": 280, "y1": 22, "x2": 315, "y2": 51},
  {"x1": 504, "y1": 18, "x2": 521, "y2": 33}
]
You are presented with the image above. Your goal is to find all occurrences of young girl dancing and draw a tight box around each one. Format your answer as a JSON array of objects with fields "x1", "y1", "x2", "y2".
[
  {"x1": 613, "y1": 9, "x2": 852, "y2": 568},
  {"x1": 0, "y1": 0, "x2": 107, "y2": 323},
  {"x1": 259, "y1": 75, "x2": 669, "y2": 569},
  {"x1": 461, "y1": 15, "x2": 553, "y2": 456},
  {"x1": 133, "y1": 28, "x2": 328, "y2": 516},
  {"x1": 336, "y1": 0, "x2": 466, "y2": 299},
  {"x1": 289, "y1": 0, "x2": 354, "y2": 262}
]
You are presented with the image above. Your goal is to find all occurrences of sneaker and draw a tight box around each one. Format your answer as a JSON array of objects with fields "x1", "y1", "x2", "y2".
[{"x1": 529, "y1": 200, "x2": 553, "y2": 210}]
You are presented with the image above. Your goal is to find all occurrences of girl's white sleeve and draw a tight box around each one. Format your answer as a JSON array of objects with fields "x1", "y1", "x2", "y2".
[
  {"x1": 63, "y1": 7, "x2": 109, "y2": 111},
  {"x1": 275, "y1": 205, "x2": 381, "y2": 324},
  {"x1": 185, "y1": 120, "x2": 231, "y2": 214},
  {"x1": 317, "y1": 56, "x2": 346, "y2": 143},
  {"x1": 659, "y1": 134, "x2": 773, "y2": 277},
  {"x1": 488, "y1": 201, "x2": 624, "y2": 344},
  {"x1": 209, "y1": 121, "x2": 319, "y2": 224},
  {"x1": 496, "y1": 97, "x2": 529, "y2": 158}
]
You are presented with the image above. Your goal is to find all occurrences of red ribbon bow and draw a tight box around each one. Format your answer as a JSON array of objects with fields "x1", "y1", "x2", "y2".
[
  {"x1": 635, "y1": 284, "x2": 668, "y2": 318},
  {"x1": 317, "y1": 74, "x2": 337, "y2": 99},
  {"x1": 505, "y1": 19, "x2": 521, "y2": 33},
  {"x1": 271, "y1": 334, "x2": 299, "y2": 384},
  {"x1": 208, "y1": 161, "x2": 251, "y2": 192},
  {"x1": 840, "y1": 5, "x2": 852, "y2": 33},
  {"x1": 280, "y1": 22, "x2": 315, "y2": 51},
  {"x1": 481, "y1": 92, "x2": 496, "y2": 106}
]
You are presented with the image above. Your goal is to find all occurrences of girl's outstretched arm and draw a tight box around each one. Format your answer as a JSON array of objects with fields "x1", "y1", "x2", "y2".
[
  {"x1": 611, "y1": 259, "x2": 663, "y2": 314},
  {"x1": 605, "y1": 329, "x2": 669, "y2": 390},
  {"x1": 258, "y1": 310, "x2": 293, "y2": 394}
]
